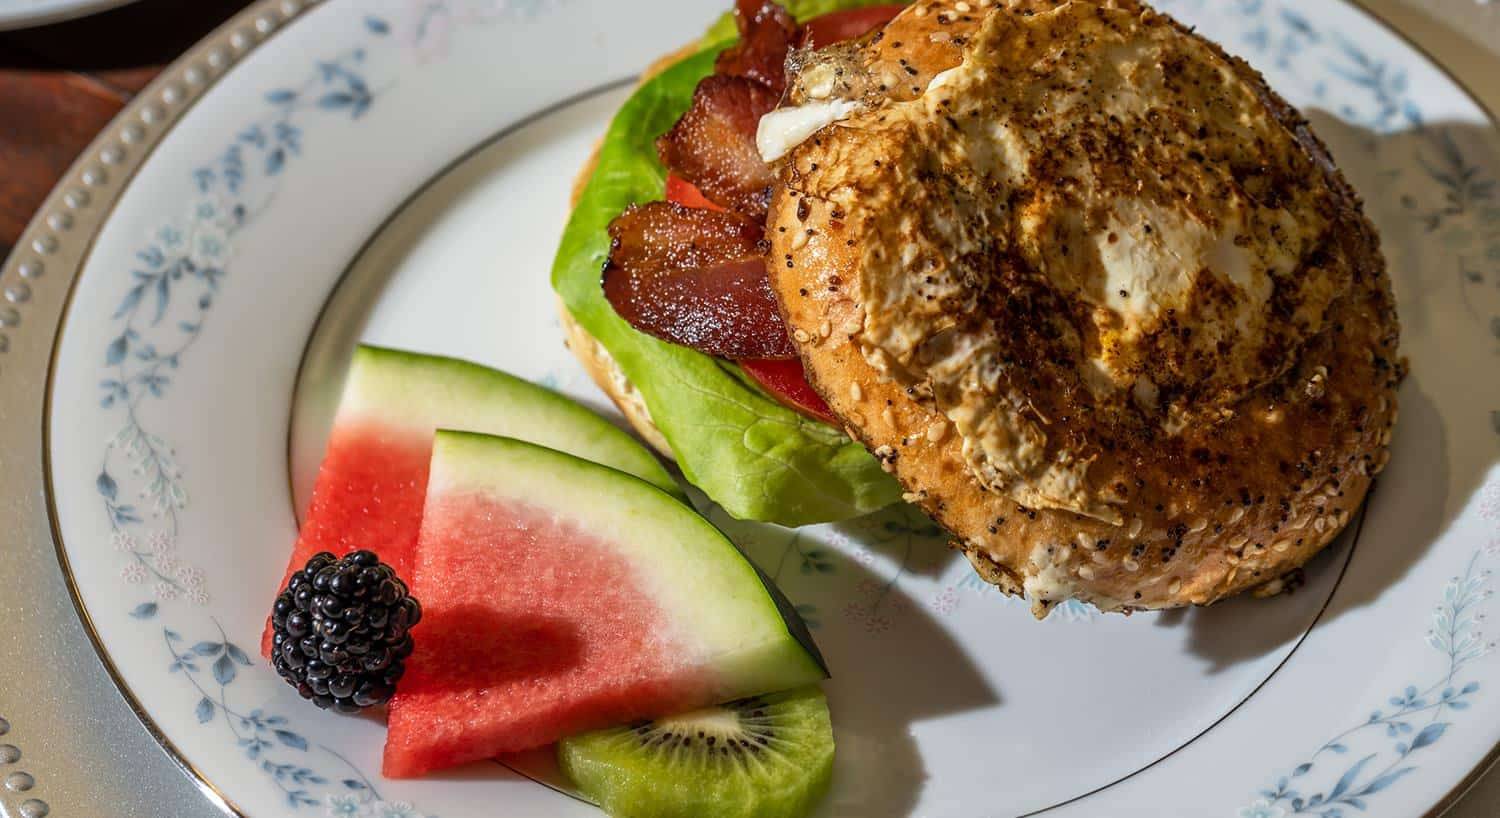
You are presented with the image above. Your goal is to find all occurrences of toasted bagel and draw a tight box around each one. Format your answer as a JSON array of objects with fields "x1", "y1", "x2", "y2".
[{"x1": 767, "y1": 0, "x2": 1402, "y2": 614}]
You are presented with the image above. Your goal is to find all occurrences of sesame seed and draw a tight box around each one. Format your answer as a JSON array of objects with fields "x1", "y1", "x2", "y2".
[
  {"x1": 793, "y1": 329, "x2": 812, "y2": 343},
  {"x1": 1078, "y1": 565, "x2": 1097, "y2": 581},
  {"x1": 1123, "y1": 558, "x2": 1140, "y2": 572},
  {"x1": 914, "y1": 4, "x2": 928, "y2": 16},
  {"x1": 955, "y1": 1, "x2": 971, "y2": 11},
  {"x1": 926, "y1": 422, "x2": 948, "y2": 443},
  {"x1": 1189, "y1": 518, "x2": 1208, "y2": 534},
  {"x1": 1272, "y1": 540, "x2": 1291, "y2": 553},
  {"x1": 881, "y1": 406, "x2": 895, "y2": 427},
  {"x1": 849, "y1": 382, "x2": 864, "y2": 402},
  {"x1": 1128, "y1": 518, "x2": 1143, "y2": 538},
  {"x1": 1168, "y1": 578, "x2": 1182, "y2": 595},
  {"x1": 1228, "y1": 506, "x2": 1246, "y2": 525},
  {"x1": 819, "y1": 320, "x2": 832, "y2": 339},
  {"x1": 901, "y1": 491, "x2": 923, "y2": 504}
]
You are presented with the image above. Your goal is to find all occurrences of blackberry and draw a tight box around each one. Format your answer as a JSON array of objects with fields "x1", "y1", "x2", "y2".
[{"x1": 270, "y1": 550, "x2": 420, "y2": 713}]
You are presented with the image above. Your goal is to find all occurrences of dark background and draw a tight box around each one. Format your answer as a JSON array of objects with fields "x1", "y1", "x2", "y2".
[{"x1": 0, "y1": 0, "x2": 253, "y2": 258}]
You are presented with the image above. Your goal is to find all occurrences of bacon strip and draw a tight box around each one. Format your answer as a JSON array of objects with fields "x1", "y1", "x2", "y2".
[
  {"x1": 602, "y1": 202, "x2": 796, "y2": 360},
  {"x1": 715, "y1": 0, "x2": 797, "y2": 92},
  {"x1": 602, "y1": 2, "x2": 909, "y2": 419},
  {"x1": 656, "y1": 0, "x2": 794, "y2": 218},
  {"x1": 657, "y1": 75, "x2": 780, "y2": 218}
]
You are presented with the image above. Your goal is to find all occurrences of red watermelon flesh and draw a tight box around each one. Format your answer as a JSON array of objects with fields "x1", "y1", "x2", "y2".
[
  {"x1": 264, "y1": 345, "x2": 680, "y2": 657},
  {"x1": 382, "y1": 431, "x2": 826, "y2": 779},
  {"x1": 261, "y1": 421, "x2": 430, "y2": 656},
  {"x1": 383, "y1": 495, "x2": 710, "y2": 776}
]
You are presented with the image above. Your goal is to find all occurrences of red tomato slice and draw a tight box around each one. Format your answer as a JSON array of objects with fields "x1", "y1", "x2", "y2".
[
  {"x1": 800, "y1": 4, "x2": 906, "y2": 49},
  {"x1": 664, "y1": 173, "x2": 727, "y2": 212},
  {"x1": 741, "y1": 358, "x2": 839, "y2": 425}
]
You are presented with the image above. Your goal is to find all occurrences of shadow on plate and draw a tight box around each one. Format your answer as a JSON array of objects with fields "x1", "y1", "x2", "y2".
[
  {"x1": 1172, "y1": 112, "x2": 1500, "y2": 670},
  {"x1": 707, "y1": 509, "x2": 1001, "y2": 818},
  {"x1": 830, "y1": 503, "x2": 955, "y2": 582},
  {"x1": 438, "y1": 526, "x2": 999, "y2": 818}
]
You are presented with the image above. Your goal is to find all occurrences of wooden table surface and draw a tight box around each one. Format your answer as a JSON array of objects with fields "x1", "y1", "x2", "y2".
[{"x1": 0, "y1": 0, "x2": 253, "y2": 259}]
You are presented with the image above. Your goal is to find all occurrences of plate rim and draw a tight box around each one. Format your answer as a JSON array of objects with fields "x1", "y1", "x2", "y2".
[{"x1": 2, "y1": 0, "x2": 1499, "y2": 816}]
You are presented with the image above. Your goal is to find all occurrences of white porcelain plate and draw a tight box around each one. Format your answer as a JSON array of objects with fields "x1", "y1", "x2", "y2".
[
  {"x1": 0, "y1": 0, "x2": 134, "y2": 31},
  {"x1": 29, "y1": 0, "x2": 1500, "y2": 815}
]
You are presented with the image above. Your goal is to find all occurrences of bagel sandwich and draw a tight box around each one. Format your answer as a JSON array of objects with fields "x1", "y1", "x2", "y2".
[{"x1": 550, "y1": 0, "x2": 1402, "y2": 614}]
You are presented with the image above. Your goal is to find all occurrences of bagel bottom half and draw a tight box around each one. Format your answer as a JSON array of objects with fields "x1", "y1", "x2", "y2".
[{"x1": 555, "y1": 44, "x2": 700, "y2": 460}]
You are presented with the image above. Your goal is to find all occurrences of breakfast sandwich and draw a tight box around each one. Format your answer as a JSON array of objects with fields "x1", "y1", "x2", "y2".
[{"x1": 551, "y1": 0, "x2": 1402, "y2": 615}]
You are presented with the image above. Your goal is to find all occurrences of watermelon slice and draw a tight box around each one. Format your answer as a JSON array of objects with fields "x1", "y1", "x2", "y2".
[
  {"x1": 264, "y1": 345, "x2": 678, "y2": 656},
  {"x1": 382, "y1": 431, "x2": 826, "y2": 778}
]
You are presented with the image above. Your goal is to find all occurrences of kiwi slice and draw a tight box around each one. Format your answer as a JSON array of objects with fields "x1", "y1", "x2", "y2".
[{"x1": 557, "y1": 685, "x2": 835, "y2": 818}]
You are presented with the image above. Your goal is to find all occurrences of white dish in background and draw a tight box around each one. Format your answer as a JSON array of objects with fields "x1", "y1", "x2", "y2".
[
  {"x1": 10, "y1": 0, "x2": 1500, "y2": 815},
  {"x1": 0, "y1": 0, "x2": 135, "y2": 31}
]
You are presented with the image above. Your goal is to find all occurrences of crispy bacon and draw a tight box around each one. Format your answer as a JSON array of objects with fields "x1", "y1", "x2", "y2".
[
  {"x1": 657, "y1": 75, "x2": 779, "y2": 218},
  {"x1": 606, "y1": 2, "x2": 898, "y2": 378},
  {"x1": 656, "y1": 0, "x2": 795, "y2": 217},
  {"x1": 602, "y1": 202, "x2": 796, "y2": 360},
  {"x1": 714, "y1": 0, "x2": 797, "y2": 93}
]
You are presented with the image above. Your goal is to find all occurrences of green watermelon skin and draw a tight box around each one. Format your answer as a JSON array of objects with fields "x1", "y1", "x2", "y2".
[
  {"x1": 264, "y1": 345, "x2": 678, "y2": 656},
  {"x1": 383, "y1": 432, "x2": 826, "y2": 779}
]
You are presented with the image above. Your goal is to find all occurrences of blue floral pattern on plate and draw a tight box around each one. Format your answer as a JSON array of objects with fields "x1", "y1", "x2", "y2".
[
  {"x1": 71, "y1": 0, "x2": 1500, "y2": 814},
  {"x1": 1241, "y1": 553, "x2": 1493, "y2": 817},
  {"x1": 1151, "y1": 0, "x2": 1500, "y2": 812},
  {"x1": 89, "y1": 11, "x2": 447, "y2": 814}
]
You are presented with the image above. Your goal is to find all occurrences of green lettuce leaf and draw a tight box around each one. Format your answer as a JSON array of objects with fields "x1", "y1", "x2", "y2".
[
  {"x1": 701, "y1": 0, "x2": 906, "y2": 46},
  {"x1": 550, "y1": 35, "x2": 902, "y2": 525}
]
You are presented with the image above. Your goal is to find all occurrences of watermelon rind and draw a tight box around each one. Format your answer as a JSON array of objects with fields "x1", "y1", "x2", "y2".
[{"x1": 342, "y1": 345, "x2": 679, "y2": 496}]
